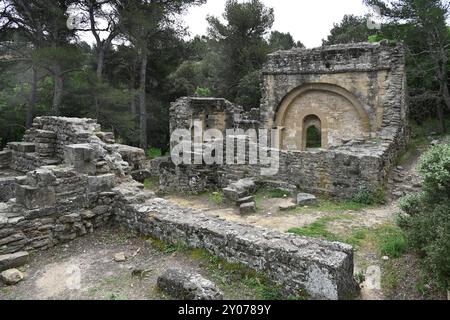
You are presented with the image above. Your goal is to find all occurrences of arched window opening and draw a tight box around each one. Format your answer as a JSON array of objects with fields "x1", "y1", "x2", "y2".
[{"x1": 303, "y1": 115, "x2": 322, "y2": 149}]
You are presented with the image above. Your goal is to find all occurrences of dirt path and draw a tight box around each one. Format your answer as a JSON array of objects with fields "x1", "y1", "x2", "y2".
[{"x1": 0, "y1": 227, "x2": 260, "y2": 300}]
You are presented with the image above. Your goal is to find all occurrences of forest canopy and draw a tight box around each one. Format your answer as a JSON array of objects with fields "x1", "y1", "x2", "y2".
[{"x1": 0, "y1": 0, "x2": 449, "y2": 152}]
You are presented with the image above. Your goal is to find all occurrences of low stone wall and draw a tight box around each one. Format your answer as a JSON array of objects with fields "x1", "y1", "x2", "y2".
[
  {"x1": 159, "y1": 141, "x2": 391, "y2": 198},
  {"x1": 0, "y1": 166, "x2": 116, "y2": 255},
  {"x1": 0, "y1": 150, "x2": 11, "y2": 170},
  {"x1": 0, "y1": 177, "x2": 15, "y2": 202},
  {"x1": 114, "y1": 183, "x2": 358, "y2": 300}
]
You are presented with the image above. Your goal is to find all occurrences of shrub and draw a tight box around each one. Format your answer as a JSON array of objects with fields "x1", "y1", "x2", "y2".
[
  {"x1": 146, "y1": 147, "x2": 162, "y2": 159},
  {"x1": 376, "y1": 225, "x2": 407, "y2": 258},
  {"x1": 351, "y1": 186, "x2": 385, "y2": 205},
  {"x1": 194, "y1": 87, "x2": 212, "y2": 97},
  {"x1": 399, "y1": 143, "x2": 450, "y2": 290}
]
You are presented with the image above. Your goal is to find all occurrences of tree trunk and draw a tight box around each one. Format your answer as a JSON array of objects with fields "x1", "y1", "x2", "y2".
[
  {"x1": 139, "y1": 51, "x2": 148, "y2": 149},
  {"x1": 96, "y1": 48, "x2": 105, "y2": 81},
  {"x1": 26, "y1": 66, "x2": 38, "y2": 128},
  {"x1": 437, "y1": 103, "x2": 446, "y2": 134},
  {"x1": 52, "y1": 68, "x2": 63, "y2": 116}
]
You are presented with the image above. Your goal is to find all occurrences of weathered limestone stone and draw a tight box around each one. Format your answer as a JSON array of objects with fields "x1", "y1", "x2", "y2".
[
  {"x1": 157, "y1": 268, "x2": 223, "y2": 300},
  {"x1": 239, "y1": 202, "x2": 256, "y2": 215},
  {"x1": 297, "y1": 193, "x2": 317, "y2": 206},
  {"x1": 8, "y1": 142, "x2": 36, "y2": 153},
  {"x1": 0, "y1": 177, "x2": 15, "y2": 202},
  {"x1": 88, "y1": 174, "x2": 116, "y2": 193},
  {"x1": 236, "y1": 196, "x2": 254, "y2": 205},
  {"x1": 1, "y1": 268, "x2": 24, "y2": 285},
  {"x1": 114, "y1": 252, "x2": 127, "y2": 262},
  {"x1": 279, "y1": 202, "x2": 297, "y2": 211},
  {"x1": 223, "y1": 187, "x2": 247, "y2": 202},
  {"x1": 0, "y1": 251, "x2": 29, "y2": 271},
  {"x1": 64, "y1": 144, "x2": 96, "y2": 174},
  {"x1": 114, "y1": 144, "x2": 146, "y2": 170},
  {"x1": 15, "y1": 185, "x2": 56, "y2": 210},
  {"x1": 0, "y1": 150, "x2": 12, "y2": 169}
]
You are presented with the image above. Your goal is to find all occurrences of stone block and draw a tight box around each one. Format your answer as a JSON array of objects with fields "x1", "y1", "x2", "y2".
[
  {"x1": 223, "y1": 187, "x2": 248, "y2": 202},
  {"x1": 239, "y1": 202, "x2": 256, "y2": 215},
  {"x1": 64, "y1": 144, "x2": 95, "y2": 166},
  {"x1": 236, "y1": 196, "x2": 254, "y2": 205},
  {"x1": 15, "y1": 185, "x2": 56, "y2": 210},
  {"x1": 0, "y1": 251, "x2": 29, "y2": 271},
  {"x1": 279, "y1": 202, "x2": 297, "y2": 211},
  {"x1": 0, "y1": 150, "x2": 12, "y2": 169},
  {"x1": 8, "y1": 142, "x2": 36, "y2": 153},
  {"x1": 1, "y1": 268, "x2": 24, "y2": 285},
  {"x1": 157, "y1": 268, "x2": 223, "y2": 300},
  {"x1": 88, "y1": 174, "x2": 116, "y2": 193},
  {"x1": 296, "y1": 193, "x2": 317, "y2": 205}
]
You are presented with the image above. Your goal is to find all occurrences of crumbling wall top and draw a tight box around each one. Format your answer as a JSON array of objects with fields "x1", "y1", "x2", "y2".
[{"x1": 263, "y1": 41, "x2": 405, "y2": 75}]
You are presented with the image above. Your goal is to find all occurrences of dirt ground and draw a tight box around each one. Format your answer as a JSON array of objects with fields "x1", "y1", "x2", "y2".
[{"x1": 0, "y1": 227, "x2": 261, "y2": 300}]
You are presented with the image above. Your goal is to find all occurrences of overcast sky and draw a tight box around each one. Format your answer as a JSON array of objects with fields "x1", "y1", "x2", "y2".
[{"x1": 182, "y1": 0, "x2": 373, "y2": 48}]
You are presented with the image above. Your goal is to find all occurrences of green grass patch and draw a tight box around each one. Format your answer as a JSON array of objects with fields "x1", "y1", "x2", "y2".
[
  {"x1": 255, "y1": 188, "x2": 290, "y2": 200},
  {"x1": 208, "y1": 191, "x2": 224, "y2": 205},
  {"x1": 146, "y1": 147, "x2": 162, "y2": 160},
  {"x1": 295, "y1": 198, "x2": 370, "y2": 214},
  {"x1": 374, "y1": 225, "x2": 407, "y2": 258},
  {"x1": 143, "y1": 177, "x2": 159, "y2": 190},
  {"x1": 288, "y1": 214, "x2": 353, "y2": 241}
]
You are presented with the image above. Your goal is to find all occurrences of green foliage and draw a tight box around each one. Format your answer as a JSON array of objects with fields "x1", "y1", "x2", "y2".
[
  {"x1": 352, "y1": 186, "x2": 385, "y2": 205},
  {"x1": 208, "y1": 191, "x2": 224, "y2": 205},
  {"x1": 305, "y1": 126, "x2": 321, "y2": 148},
  {"x1": 147, "y1": 147, "x2": 162, "y2": 159},
  {"x1": 194, "y1": 87, "x2": 212, "y2": 97},
  {"x1": 376, "y1": 226, "x2": 408, "y2": 258},
  {"x1": 295, "y1": 198, "x2": 371, "y2": 214},
  {"x1": 323, "y1": 14, "x2": 377, "y2": 45},
  {"x1": 399, "y1": 144, "x2": 450, "y2": 290},
  {"x1": 143, "y1": 177, "x2": 160, "y2": 190},
  {"x1": 288, "y1": 215, "x2": 353, "y2": 241},
  {"x1": 368, "y1": 34, "x2": 385, "y2": 43},
  {"x1": 268, "y1": 31, "x2": 303, "y2": 51},
  {"x1": 354, "y1": 271, "x2": 366, "y2": 285}
]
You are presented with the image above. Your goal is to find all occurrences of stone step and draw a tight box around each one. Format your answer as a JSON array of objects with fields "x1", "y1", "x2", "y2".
[
  {"x1": 239, "y1": 202, "x2": 256, "y2": 215},
  {"x1": 236, "y1": 196, "x2": 255, "y2": 205},
  {"x1": 0, "y1": 251, "x2": 29, "y2": 272}
]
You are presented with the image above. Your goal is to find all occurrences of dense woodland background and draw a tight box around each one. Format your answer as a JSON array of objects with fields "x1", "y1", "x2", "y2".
[{"x1": 0, "y1": 0, "x2": 449, "y2": 153}]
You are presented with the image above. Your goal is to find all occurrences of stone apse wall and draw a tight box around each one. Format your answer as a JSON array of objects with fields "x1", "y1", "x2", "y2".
[
  {"x1": 163, "y1": 42, "x2": 409, "y2": 197},
  {"x1": 0, "y1": 117, "x2": 357, "y2": 300}
]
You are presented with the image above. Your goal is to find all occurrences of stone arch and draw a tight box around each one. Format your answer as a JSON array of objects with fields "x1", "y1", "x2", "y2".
[{"x1": 274, "y1": 83, "x2": 371, "y2": 150}]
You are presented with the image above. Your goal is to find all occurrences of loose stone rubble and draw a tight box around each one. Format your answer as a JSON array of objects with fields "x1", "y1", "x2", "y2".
[
  {"x1": 157, "y1": 268, "x2": 224, "y2": 300},
  {"x1": 0, "y1": 116, "x2": 358, "y2": 299},
  {"x1": 1, "y1": 268, "x2": 24, "y2": 285}
]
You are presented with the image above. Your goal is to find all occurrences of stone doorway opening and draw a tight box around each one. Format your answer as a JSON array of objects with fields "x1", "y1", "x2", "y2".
[{"x1": 303, "y1": 114, "x2": 322, "y2": 149}]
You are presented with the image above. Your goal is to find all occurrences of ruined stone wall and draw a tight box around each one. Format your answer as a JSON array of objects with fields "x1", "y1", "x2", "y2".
[
  {"x1": 163, "y1": 42, "x2": 409, "y2": 197},
  {"x1": 113, "y1": 183, "x2": 358, "y2": 300},
  {"x1": 261, "y1": 42, "x2": 409, "y2": 150},
  {"x1": 0, "y1": 166, "x2": 116, "y2": 255},
  {"x1": 0, "y1": 117, "x2": 147, "y2": 254},
  {"x1": 0, "y1": 178, "x2": 15, "y2": 202}
]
